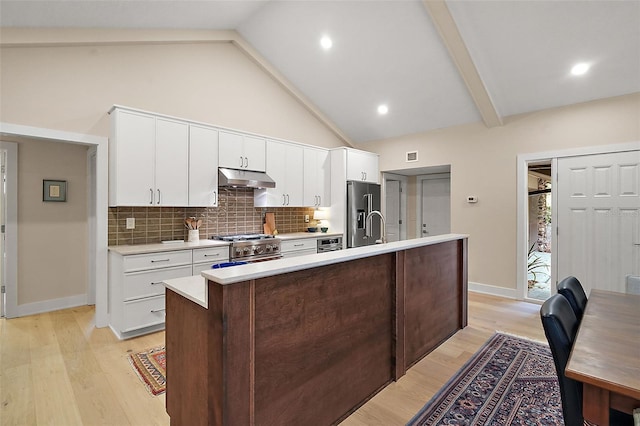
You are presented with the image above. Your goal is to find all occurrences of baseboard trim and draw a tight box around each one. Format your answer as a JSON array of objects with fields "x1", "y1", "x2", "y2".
[
  {"x1": 16, "y1": 294, "x2": 88, "y2": 317},
  {"x1": 469, "y1": 282, "x2": 517, "y2": 299}
]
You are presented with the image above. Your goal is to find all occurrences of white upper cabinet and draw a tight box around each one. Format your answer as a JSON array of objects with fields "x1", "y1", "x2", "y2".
[
  {"x1": 109, "y1": 108, "x2": 188, "y2": 206},
  {"x1": 189, "y1": 124, "x2": 219, "y2": 207},
  {"x1": 155, "y1": 118, "x2": 189, "y2": 206},
  {"x1": 255, "y1": 140, "x2": 304, "y2": 207},
  {"x1": 218, "y1": 131, "x2": 266, "y2": 172},
  {"x1": 346, "y1": 149, "x2": 379, "y2": 183},
  {"x1": 303, "y1": 147, "x2": 331, "y2": 207}
]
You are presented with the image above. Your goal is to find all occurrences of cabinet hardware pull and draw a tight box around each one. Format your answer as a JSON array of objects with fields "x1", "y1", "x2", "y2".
[
  {"x1": 282, "y1": 194, "x2": 286, "y2": 205},
  {"x1": 240, "y1": 156, "x2": 244, "y2": 168},
  {"x1": 364, "y1": 172, "x2": 367, "y2": 181},
  {"x1": 150, "y1": 259, "x2": 170, "y2": 263},
  {"x1": 294, "y1": 244, "x2": 304, "y2": 247},
  {"x1": 157, "y1": 189, "x2": 161, "y2": 205},
  {"x1": 150, "y1": 281, "x2": 163, "y2": 285},
  {"x1": 213, "y1": 191, "x2": 217, "y2": 205},
  {"x1": 244, "y1": 157, "x2": 248, "y2": 168},
  {"x1": 204, "y1": 253, "x2": 220, "y2": 257},
  {"x1": 286, "y1": 194, "x2": 290, "y2": 205},
  {"x1": 318, "y1": 195, "x2": 321, "y2": 205},
  {"x1": 149, "y1": 188, "x2": 154, "y2": 204},
  {"x1": 150, "y1": 308, "x2": 166, "y2": 313}
]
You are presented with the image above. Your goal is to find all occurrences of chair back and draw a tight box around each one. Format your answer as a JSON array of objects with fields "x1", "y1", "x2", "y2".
[
  {"x1": 540, "y1": 294, "x2": 583, "y2": 426},
  {"x1": 557, "y1": 276, "x2": 587, "y2": 321}
]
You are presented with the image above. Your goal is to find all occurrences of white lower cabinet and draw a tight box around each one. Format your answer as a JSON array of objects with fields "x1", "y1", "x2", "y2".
[
  {"x1": 280, "y1": 238, "x2": 318, "y2": 258},
  {"x1": 109, "y1": 246, "x2": 229, "y2": 339}
]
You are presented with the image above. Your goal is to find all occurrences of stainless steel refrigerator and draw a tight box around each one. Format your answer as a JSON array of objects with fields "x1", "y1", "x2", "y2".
[{"x1": 347, "y1": 181, "x2": 381, "y2": 248}]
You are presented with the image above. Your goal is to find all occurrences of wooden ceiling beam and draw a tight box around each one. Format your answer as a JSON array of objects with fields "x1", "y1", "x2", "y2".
[{"x1": 423, "y1": 0, "x2": 503, "y2": 128}]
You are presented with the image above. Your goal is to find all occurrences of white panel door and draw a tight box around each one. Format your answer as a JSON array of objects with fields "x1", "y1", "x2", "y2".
[
  {"x1": 557, "y1": 150, "x2": 640, "y2": 294},
  {"x1": 421, "y1": 176, "x2": 451, "y2": 237},
  {"x1": 386, "y1": 180, "x2": 400, "y2": 242}
]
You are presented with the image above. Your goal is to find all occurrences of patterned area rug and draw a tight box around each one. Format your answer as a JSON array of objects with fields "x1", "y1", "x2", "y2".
[
  {"x1": 407, "y1": 333, "x2": 562, "y2": 425},
  {"x1": 128, "y1": 346, "x2": 166, "y2": 396}
]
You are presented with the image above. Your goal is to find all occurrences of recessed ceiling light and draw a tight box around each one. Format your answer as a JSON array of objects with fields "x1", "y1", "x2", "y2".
[
  {"x1": 571, "y1": 62, "x2": 590, "y2": 76},
  {"x1": 377, "y1": 104, "x2": 389, "y2": 115},
  {"x1": 320, "y1": 36, "x2": 332, "y2": 50}
]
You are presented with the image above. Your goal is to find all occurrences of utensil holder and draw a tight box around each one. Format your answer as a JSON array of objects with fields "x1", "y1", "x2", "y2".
[{"x1": 188, "y1": 229, "x2": 200, "y2": 242}]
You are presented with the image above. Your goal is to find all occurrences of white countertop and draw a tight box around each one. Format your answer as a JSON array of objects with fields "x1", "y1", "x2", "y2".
[
  {"x1": 164, "y1": 234, "x2": 468, "y2": 309},
  {"x1": 203, "y1": 234, "x2": 468, "y2": 285},
  {"x1": 276, "y1": 231, "x2": 343, "y2": 240},
  {"x1": 108, "y1": 239, "x2": 229, "y2": 255},
  {"x1": 163, "y1": 275, "x2": 208, "y2": 308}
]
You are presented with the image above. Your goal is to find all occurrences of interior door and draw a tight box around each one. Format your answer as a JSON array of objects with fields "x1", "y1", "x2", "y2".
[
  {"x1": 0, "y1": 150, "x2": 5, "y2": 317},
  {"x1": 385, "y1": 180, "x2": 400, "y2": 242},
  {"x1": 421, "y1": 176, "x2": 451, "y2": 237},
  {"x1": 557, "y1": 150, "x2": 640, "y2": 294}
]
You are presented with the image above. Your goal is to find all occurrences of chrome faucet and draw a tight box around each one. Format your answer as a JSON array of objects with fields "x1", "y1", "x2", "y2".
[{"x1": 365, "y1": 210, "x2": 387, "y2": 244}]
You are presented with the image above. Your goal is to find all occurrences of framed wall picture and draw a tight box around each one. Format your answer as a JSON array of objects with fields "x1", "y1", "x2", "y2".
[{"x1": 43, "y1": 179, "x2": 67, "y2": 202}]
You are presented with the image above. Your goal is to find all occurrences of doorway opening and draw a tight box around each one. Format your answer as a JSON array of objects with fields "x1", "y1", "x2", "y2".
[
  {"x1": 418, "y1": 171, "x2": 451, "y2": 238},
  {"x1": 382, "y1": 173, "x2": 408, "y2": 242},
  {"x1": 527, "y1": 162, "x2": 552, "y2": 300}
]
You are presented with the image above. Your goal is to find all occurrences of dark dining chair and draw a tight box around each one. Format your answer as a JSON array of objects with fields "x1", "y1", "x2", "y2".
[
  {"x1": 540, "y1": 294, "x2": 583, "y2": 426},
  {"x1": 557, "y1": 276, "x2": 587, "y2": 321},
  {"x1": 541, "y1": 294, "x2": 634, "y2": 426}
]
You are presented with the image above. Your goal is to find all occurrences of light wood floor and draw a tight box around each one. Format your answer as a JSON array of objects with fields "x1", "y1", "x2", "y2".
[{"x1": 0, "y1": 292, "x2": 546, "y2": 425}]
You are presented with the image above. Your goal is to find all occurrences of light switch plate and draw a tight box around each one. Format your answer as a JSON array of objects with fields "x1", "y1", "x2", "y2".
[
  {"x1": 304, "y1": 215, "x2": 309, "y2": 223},
  {"x1": 126, "y1": 217, "x2": 135, "y2": 229}
]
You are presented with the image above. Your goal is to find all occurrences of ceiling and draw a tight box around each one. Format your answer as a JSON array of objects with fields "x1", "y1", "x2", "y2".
[{"x1": 1, "y1": 0, "x2": 639, "y2": 144}]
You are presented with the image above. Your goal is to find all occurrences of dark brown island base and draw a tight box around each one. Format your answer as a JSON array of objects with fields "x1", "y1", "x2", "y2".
[{"x1": 165, "y1": 234, "x2": 468, "y2": 426}]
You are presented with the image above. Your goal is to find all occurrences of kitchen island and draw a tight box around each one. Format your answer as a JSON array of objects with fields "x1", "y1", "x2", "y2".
[{"x1": 164, "y1": 234, "x2": 468, "y2": 426}]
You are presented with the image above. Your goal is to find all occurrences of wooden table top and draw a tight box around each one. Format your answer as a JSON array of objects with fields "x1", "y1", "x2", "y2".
[{"x1": 566, "y1": 290, "x2": 640, "y2": 400}]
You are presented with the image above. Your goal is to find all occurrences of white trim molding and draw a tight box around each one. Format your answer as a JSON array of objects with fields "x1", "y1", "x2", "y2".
[
  {"x1": 0, "y1": 142, "x2": 18, "y2": 318},
  {"x1": 17, "y1": 294, "x2": 88, "y2": 318},
  {"x1": 0, "y1": 122, "x2": 109, "y2": 327},
  {"x1": 516, "y1": 141, "x2": 640, "y2": 301},
  {"x1": 469, "y1": 281, "x2": 517, "y2": 299}
]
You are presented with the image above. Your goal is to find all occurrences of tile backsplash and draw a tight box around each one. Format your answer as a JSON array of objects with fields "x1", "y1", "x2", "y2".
[{"x1": 108, "y1": 187, "x2": 317, "y2": 245}]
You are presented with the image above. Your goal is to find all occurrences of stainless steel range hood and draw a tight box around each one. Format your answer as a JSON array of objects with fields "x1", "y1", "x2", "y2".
[{"x1": 218, "y1": 168, "x2": 276, "y2": 189}]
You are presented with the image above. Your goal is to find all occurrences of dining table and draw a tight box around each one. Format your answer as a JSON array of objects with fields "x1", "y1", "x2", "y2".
[{"x1": 565, "y1": 289, "x2": 640, "y2": 425}]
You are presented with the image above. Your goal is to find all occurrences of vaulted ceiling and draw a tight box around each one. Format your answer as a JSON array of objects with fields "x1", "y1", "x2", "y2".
[{"x1": 2, "y1": 0, "x2": 639, "y2": 144}]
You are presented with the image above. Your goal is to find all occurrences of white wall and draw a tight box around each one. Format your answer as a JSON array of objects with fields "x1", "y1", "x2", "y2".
[{"x1": 358, "y1": 93, "x2": 640, "y2": 291}]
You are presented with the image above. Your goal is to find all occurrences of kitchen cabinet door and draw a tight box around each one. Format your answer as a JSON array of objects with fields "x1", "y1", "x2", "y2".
[
  {"x1": 218, "y1": 131, "x2": 245, "y2": 169},
  {"x1": 189, "y1": 125, "x2": 219, "y2": 207},
  {"x1": 243, "y1": 135, "x2": 266, "y2": 172},
  {"x1": 218, "y1": 131, "x2": 266, "y2": 172},
  {"x1": 110, "y1": 109, "x2": 155, "y2": 206},
  {"x1": 255, "y1": 141, "x2": 303, "y2": 207},
  {"x1": 346, "y1": 149, "x2": 379, "y2": 183},
  {"x1": 303, "y1": 148, "x2": 331, "y2": 207},
  {"x1": 155, "y1": 118, "x2": 189, "y2": 206}
]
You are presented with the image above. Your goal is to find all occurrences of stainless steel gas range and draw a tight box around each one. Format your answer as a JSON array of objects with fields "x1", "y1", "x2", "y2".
[{"x1": 211, "y1": 234, "x2": 282, "y2": 263}]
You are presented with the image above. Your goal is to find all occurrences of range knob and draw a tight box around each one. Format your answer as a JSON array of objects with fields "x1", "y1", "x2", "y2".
[
  {"x1": 243, "y1": 247, "x2": 251, "y2": 255},
  {"x1": 265, "y1": 244, "x2": 272, "y2": 252},
  {"x1": 272, "y1": 245, "x2": 279, "y2": 252},
  {"x1": 253, "y1": 246, "x2": 264, "y2": 255},
  {"x1": 235, "y1": 248, "x2": 242, "y2": 256}
]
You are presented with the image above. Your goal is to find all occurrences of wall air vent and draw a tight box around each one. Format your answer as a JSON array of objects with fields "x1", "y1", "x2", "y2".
[{"x1": 406, "y1": 151, "x2": 418, "y2": 162}]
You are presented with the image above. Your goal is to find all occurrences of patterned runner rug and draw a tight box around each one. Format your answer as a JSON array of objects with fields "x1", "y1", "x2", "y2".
[
  {"x1": 128, "y1": 346, "x2": 166, "y2": 396},
  {"x1": 407, "y1": 333, "x2": 563, "y2": 425}
]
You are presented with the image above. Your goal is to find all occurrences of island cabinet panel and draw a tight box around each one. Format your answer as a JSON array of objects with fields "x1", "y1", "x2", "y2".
[
  {"x1": 403, "y1": 240, "x2": 465, "y2": 368},
  {"x1": 252, "y1": 254, "x2": 395, "y2": 425}
]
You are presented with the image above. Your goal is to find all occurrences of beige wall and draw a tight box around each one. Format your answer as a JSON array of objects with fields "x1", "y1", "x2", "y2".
[
  {"x1": 359, "y1": 93, "x2": 640, "y2": 291},
  {"x1": 1, "y1": 30, "x2": 347, "y2": 309},
  {"x1": 17, "y1": 139, "x2": 89, "y2": 305},
  {"x1": 0, "y1": 36, "x2": 345, "y2": 148}
]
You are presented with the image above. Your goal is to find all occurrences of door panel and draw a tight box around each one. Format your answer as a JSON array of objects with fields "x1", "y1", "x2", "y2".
[
  {"x1": 386, "y1": 181, "x2": 400, "y2": 242},
  {"x1": 557, "y1": 150, "x2": 640, "y2": 294},
  {"x1": 421, "y1": 176, "x2": 451, "y2": 237}
]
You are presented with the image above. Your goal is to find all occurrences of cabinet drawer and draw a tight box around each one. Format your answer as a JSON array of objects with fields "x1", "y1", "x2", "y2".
[
  {"x1": 281, "y1": 239, "x2": 317, "y2": 253},
  {"x1": 281, "y1": 248, "x2": 317, "y2": 258},
  {"x1": 122, "y1": 295, "x2": 166, "y2": 332},
  {"x1": 123, "y1": 265, "x2": 192, "y2": 301},
  {"x1": 123, "y1": 250, "x2": 192, "y2": 272},
  {"x1": 192, "y1": 261, "x2": 227, "y2": 275},
  {"x1": 193, "y1": 246, "x2": 229, "y2": 264}
]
